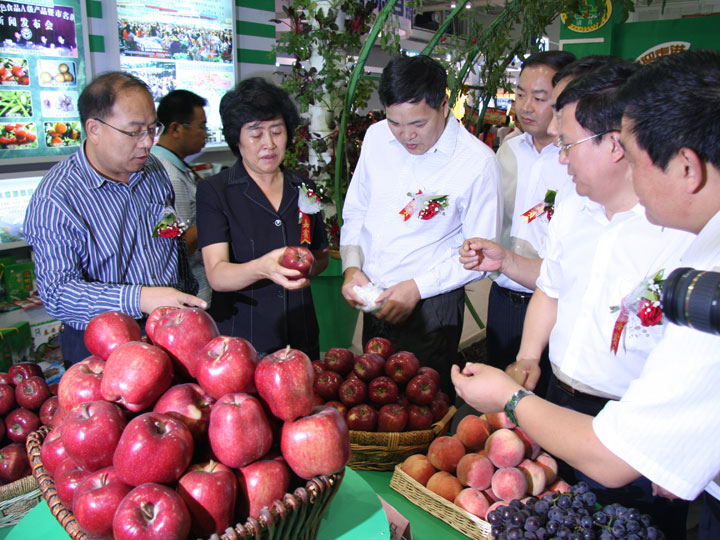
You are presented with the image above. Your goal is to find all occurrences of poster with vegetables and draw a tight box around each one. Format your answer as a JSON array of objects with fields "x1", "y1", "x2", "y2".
[{"x1": 0, "y1": 0, "x2": 87, "y2": 160}]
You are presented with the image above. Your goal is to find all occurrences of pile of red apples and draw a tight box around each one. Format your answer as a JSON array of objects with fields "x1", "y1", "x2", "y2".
[
  {"x1": 312, "y1": 338, "x2": 451, "y2": 432},
  {"x1": 0, "y1": 362, "x2": 59, "y2": 485},
  {"x1": 38, "y1": 308, "x2": 351, "y2": 540},
  {"x1": 400, "y1": 412, "x2": 569, "y2": 521}
]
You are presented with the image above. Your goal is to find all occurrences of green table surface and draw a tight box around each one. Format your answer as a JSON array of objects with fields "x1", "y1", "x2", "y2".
[{"x1": 0, "y1": 468, "x2": 469, "y2": 540}]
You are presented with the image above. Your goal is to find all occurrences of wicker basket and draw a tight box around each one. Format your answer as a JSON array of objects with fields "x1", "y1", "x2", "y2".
[
  {"x1": 0, "y1": 473, "x2": 41, "y2": 528},
  {"x1": 348, "y1": 405, "x2": 456, "y2": 471},
  {"x1": 27, "y1": 426, "x2": 344, "y2": 540},
  {"x1": 390, "y1": 464, "x2": 491, "y2": 540}
]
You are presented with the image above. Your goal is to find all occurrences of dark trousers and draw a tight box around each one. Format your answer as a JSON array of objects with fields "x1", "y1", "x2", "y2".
[
  {"x1": 362, "y1": 287, "x2": 464, "y2": 399},
  {"x1": 546, "y1": 374, "x2": 688, "y2": 539},
  {"x1": 60, "y1": 325, "x2": 92, "y2": 366},
  {"x1": 699, "y1": 492, "x2": 720, "y2": 540},
  {"x1": 486, "y1": 282, "x2": 550, "y2": 397}
]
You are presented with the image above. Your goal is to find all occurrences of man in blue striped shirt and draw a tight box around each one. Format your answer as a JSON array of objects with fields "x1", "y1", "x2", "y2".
[{"x1": 24, "y1": 71, "x2": 206, "y2": 364}]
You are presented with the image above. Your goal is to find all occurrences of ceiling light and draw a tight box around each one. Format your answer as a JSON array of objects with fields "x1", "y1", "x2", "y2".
[
  {"x1": 450, "y1": 2, "x2": 457, "y2": 8},
  {"x1": 466, "y1": 2, "x2": 472, "y2": 8}
]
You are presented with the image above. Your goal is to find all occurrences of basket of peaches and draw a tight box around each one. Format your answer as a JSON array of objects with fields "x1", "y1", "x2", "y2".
[
  {"x1": 312, "y1": 338, "x2": 456, "y2": 471},
  {"x1": 26, "y1": 308, "x2": 350, "y2": 540}
]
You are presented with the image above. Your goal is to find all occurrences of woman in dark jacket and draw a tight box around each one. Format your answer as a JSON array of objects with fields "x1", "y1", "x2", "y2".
[{"x1": 196, "y1": 78, "x2": 329, "y2": 359}]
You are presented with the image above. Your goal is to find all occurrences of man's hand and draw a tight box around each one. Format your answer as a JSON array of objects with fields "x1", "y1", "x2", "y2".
[
  {"x1": 459, "y1": 238, "x2": 507, "y2": 273},
  {"x1": 140, "y1": 287, "x2": 207, "y2": 315},
  {"x1": 451, "y1": 363, "x2": 521, "y2": 413},
  {"x1": 341, "y1": 267, "x2": 371, "y2": 308},
  {"x1": 651, "y1": 483, "x2": 681, "y2": 500},
  {"x1": 506, "y1": 357, "x2": 542, "y2": 391},
  {"x1": 375, "y1": 279, "x2": 420, "y2": 325}
]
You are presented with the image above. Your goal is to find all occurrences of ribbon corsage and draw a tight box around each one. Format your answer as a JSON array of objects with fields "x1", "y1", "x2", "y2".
[
  {"x1": 399, "y1": 190, "x2": 449, "y2": 221},
  {"x1": 522, "y1": 189, "x2": 557, "y2": 223},
  {"x1": 609, "y1": 269, "x2": 665, "y2": 354},
  {"x1": 298, "y1": 183, "x2": 325, "y2": 245},
  {"x1": 153, "y1": 206, "x2": 187, "y2": 239}
]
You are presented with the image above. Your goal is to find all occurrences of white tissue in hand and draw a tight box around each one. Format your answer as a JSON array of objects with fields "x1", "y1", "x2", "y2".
[{"x1": 353, "y1": 283, "x2": 385, "y2": 313}]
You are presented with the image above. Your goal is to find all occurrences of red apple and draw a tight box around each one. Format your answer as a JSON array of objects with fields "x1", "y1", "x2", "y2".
[
  {"x1": 0, "y1": 442, "x2": 30, "y2": 483},
  {"x1": 364, "y1": 337, "x2": 394, "y2": 359},
  {"x1": 430, "y1": 392, "x2": 451, "y2": 421},
  {"x1": 254, "y1": 346, "x2": 314, "y2": 422},
  {"x1": 151, "y1": 307, "x2": 219, "y2": 378},
  {"x1": 57, "y1": 356, "x2": 105, "y2": 413},
  {"x1": 101, "y1": 341, "x2": 173, "y2": 412},
  {"x1": 385, "y1": 351, "x2": 420, "y2": 384},
  {"x1": 83, "y1": 311, "x2": 142, "y2": 361},
  {"x1": 345, "y1": 403, "x2": 378, "y2": 431},
  {"x1": 338, "y1": 377, "x2": 367, "y2": 408},
  {"x1": 0, "y1": 383, "x2": 16, "y2": 416},
  {"x1": 324, "y1": 348, "x2": 355, "y2": 375},
  {"x1": 208, "y1": 393, "x2": 273, "y2": 469},
  {"x1": 112, "y1": 483, "x2": 190, "y2": 540},
  {"x1": 153, "y1": 383, "x2": 215, "y2": 442},
  {"x1": 5, "y1": 408, "x2": 40, "y2": 443},
  {"x1": 281, "y1": 406, "x2": 350, "y2": 479},
  {"x1": 55, "y1": 457, "x2": 88, "y2": 507},
  {"x1": 323, "y1": 400, "x2": 347, "y2": 418},
  {"x1": 0, "y1": 373, "x2": 12, "y2": 386},
  {"x1": 177, "y1": 460, "x2": 237, "y2": 536},
  {"x1": 48, "y1": 383, "x2": 59, "y2": 395},
  {"x1": 353, "y1": 353, "x2": 385, "y2": 382},
  {"x1": 8, "y1": 362, "x2": 43, "y2": 386},
  {"x1": 368, "y1": 376, "x2": 399, "y2": 406},
  {"x1": 39, "y1": 396, "x2": 59, "y2": 427},
  {"x1": 311, "y1": 360, "x2": 326, "y2": 380},
  {"x1": 15, "y1": 375, "x2": 51, "y2": 411},
  {"x1": 407, "y1": 404, "x2": 434, "y2": 430},
  {"x1": 195, "y1": 336, "x2": 258, "y2": 400},
  {"x1": 113, "y1": 412, "x2": 194, "y2": 486},
  {"x1": 73, "y1": 466, "x2": 132, "y2": 540},
  {"x1": 313, "y1": 370, "x2": 344, "y2": 401},
  {"x1": 145, "y1": 306, "x2": 180, "y2": 344},
  {"x1": 62, "y1": 400, "x2": 127, "y2": 472},
  {"x1": 237, "y1": 458, "x2": 290, "y2": 521},
  {"x1": 406, "y1": 374, "x2": 439, "y2": 405},
  {"x1": 377, "y1": 403, "x2": 408, "y2": 432},
  {"x1": 40, "y1": 428, "x2": 68, "y2": 477},
  {"x1": 280, "y1": 246, "x2": 314, "y2": 278},
  {"x1": 417, "y1": 366, "x2": 441, "y2": 387}
]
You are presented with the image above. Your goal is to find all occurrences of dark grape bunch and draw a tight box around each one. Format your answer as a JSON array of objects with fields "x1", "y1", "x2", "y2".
[{"x1": 487, "y1": 481, "x2": 666, "y2": 539}]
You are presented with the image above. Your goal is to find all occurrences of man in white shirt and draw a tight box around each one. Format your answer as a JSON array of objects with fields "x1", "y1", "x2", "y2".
[
  {"x1": 340, "y1": 55, "x2": 502, "y2": 396},
  {"x1": 454, "y1": 51, "x2": 720, "y2": 538},
  {"x1": 152, "y1": 89, "x2": 212, "y2": 305},
  {"x1": 485, "y1": 51, "x2": 575, "y2": 397}
]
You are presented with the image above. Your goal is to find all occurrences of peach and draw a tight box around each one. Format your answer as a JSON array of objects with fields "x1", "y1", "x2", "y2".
[
  {"x1": 427, "y1": 435, "x2": 466, "y2": 474},
  {"x1": 491, "y1": 467, "x2": 528, "y2": 501},
  {"x1": 513, "y1": 427, "x2": 540, "y2": 459},
  {"x1": 534, "y1": 452, "x2": 558, "y2": 484},
  {"x1": 549, "y1": 478, "x2": 571, "y2": 494},
  {"x1": 485, "y1": 500, "x2": 509, "y2": 520},
  {"x1": 454, "y1": 487, "x2": 490, "y2": 519},
  {"x1": 426, "y1": 471, "x2": 463, "y2": 502},
  {"x1": 486, "y1": 411, "x2": 516, "y2": 430},
  {"x1": 485, "y1": 428, "x2": 525, "y2": 468},
  {"x1": 484, "y1": 488, "x2": 499, "y2": 503},
  {"x1": 518, "y1": 458, "x2": 546, "y2": 496},
  {"x1": 401, "y1": 454, "x2": 436, "y2": 486},
  {"x1": 456, "y1": 453, "x2": 494, "y2": 490},
  {"x1": 455, "y1": 414, "x2": 491, "y2": 451}
]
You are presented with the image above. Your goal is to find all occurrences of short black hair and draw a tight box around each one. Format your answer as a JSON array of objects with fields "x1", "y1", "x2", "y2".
[
  {"x1": 78, "y1": 71, "x2": 150, "y2": 128},
  {"x1": 157, "y1": 90, "x2": 207, "y2": 126},
  {"x1": 379, "y1": 55, "x2": 447, "y2": 109},
  {"x1": 521, "y1": 50, "x2": 576, "y2": 74},
  {"x1": 619, "y1": 49, "x2": 720, "y2": 171},
  {"x1": 551, "y1": 55, "x2": 622, "y2": 87},
  {"x1": 219, "y1": 77, "x2": 299, "y2": 157},
  {"x1": 556, "y1": 60, "x2": 640, "y2": 138}
]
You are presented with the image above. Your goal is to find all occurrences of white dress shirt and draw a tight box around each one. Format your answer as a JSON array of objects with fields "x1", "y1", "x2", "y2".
[
  {"x1": 495, "y1": 133, "x2": 573, "y2": 293},
  {"x1": 537, "y1": 186, "x2": 695, "y2": 398},
  {"x1": 340, "y1": 116, "x2": 502, "y2": 299},
  {"x1": 593, "y1": 210, "x2": 720, "y2": 500}
]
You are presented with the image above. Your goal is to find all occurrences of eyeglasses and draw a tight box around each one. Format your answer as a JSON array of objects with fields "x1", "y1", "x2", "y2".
[
  {"x1": 181, "y1": 122, "x2": 208, "y2": 132},
  {"x1": 556, "y1": 131, "x2": 609, "y2": 156},
  {"x1": 93, "y1": 117, "x2": 164, "y2": 141}
]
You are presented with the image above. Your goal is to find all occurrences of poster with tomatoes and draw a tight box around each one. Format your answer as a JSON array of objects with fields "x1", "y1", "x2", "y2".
[{"x1": 0, "y1": 0, "x2": 87, "y2": 161}]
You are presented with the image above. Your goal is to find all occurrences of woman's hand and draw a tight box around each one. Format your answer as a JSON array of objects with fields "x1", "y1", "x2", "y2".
[{"x1": 259, "y1": 247, "x2": 311, "y2": 289}]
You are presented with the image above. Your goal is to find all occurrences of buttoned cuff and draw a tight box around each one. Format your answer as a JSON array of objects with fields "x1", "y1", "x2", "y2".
[
  {"x1": 340, "y1": 245, "x2": 364, "y2": 274},
  {"x1": 121, "y1": 284, "x2": 144, "y2": 319}
]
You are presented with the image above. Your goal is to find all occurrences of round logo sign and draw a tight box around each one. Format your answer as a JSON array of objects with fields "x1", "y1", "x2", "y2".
[{"x1": 561, "y1": 0, "x2": 613, "y2": 33}]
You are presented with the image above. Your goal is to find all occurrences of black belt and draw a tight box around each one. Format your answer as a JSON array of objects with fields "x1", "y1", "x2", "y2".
[
  {"x1": 555, "y1": 378, "x2": 616, "y2": 404},
  {"x1": 495, "y1": 284, "x2": 533, "y2": 304}
]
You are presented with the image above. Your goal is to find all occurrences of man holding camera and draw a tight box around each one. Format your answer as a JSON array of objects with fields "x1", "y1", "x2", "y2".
[{"x1": 453, "y1": 49, "x2": 720, "y2": 539}]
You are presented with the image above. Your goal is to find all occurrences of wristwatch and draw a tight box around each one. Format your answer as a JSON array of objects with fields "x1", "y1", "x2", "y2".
[{"x1": 504, "y1": 388, "x2": 534, "y2": 425}]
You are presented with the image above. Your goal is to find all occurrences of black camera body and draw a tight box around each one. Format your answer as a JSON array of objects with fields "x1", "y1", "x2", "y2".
[{"x1": 662, "y1": 267, "x2": 720, "y2": 335}]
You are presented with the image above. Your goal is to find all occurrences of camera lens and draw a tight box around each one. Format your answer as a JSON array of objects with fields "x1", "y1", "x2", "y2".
[{"x1": 662, "y1": 267, "x2": 720, "y2": 335}]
